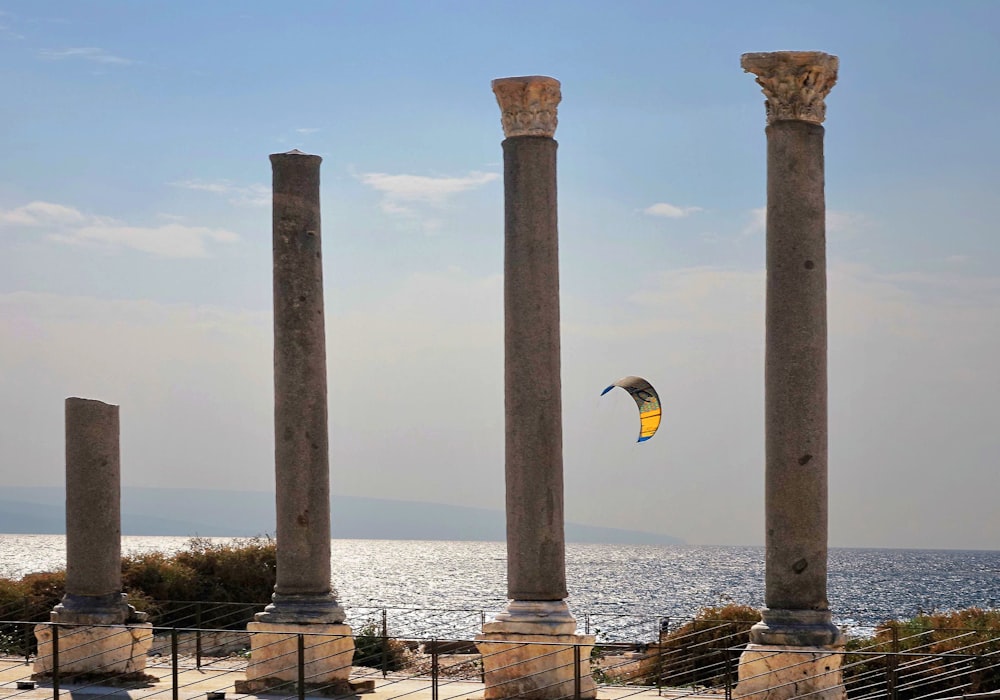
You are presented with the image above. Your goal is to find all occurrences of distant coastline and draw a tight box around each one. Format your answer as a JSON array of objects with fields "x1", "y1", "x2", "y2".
[{"x1": 0, "y1": 486, "x2": 684, "y2": 546}]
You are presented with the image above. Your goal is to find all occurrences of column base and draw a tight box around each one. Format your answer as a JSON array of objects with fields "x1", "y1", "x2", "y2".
[
  {"x1": 254, "y1": 592, "x2": 347, "y2": 624},
  {"x1": 750, "y1": 609, "x2": 842, "y2": 647},
  {"x1": 51, "y1": 593, "x2": 148, "y2": 624},
  {"x1": 32, "y1": 623, "x2": 153, "y2": 676},
  {"x1": 240, "y1": 621, "x2": 354, "y2": 688},
  {"x1": 476, "y1": 601, "x2": 595, "y2": 700},
  {"x1": 735, "y1": 644, "x2": 845, "y2": 700}
]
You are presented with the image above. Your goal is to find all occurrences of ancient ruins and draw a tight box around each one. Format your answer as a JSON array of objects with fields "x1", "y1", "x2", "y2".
[
  {"x1": 33, "y1": 398, "x2": 152, "y2": 677},
  {"x1": 474, "y1": 75, "x2": 596, "y2": 700},
  {"x1": 33, "y1": 50, "x2": 845, "y2": 700},
  {"x1": 736, "y1": 51, "x2": 843, "y2": 700},
  {"x1": 237, "y1": 150, "x2": 355, "y2": 696}
]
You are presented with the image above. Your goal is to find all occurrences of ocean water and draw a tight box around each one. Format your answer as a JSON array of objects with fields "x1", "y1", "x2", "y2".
[{"x1": 2, "y1": 535, "x2": 998, "y2": 639}]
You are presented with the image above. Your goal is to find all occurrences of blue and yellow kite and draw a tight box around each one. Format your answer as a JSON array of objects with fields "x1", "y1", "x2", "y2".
[{"x1": 600, "y1": 376, "x2": 662, "y2": 443}]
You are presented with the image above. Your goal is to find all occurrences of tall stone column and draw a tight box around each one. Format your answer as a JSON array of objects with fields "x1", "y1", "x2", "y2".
[
  {"x1": 240, "y1": 150, "x2": 355, "y2": 695},
  {"x1": 33, "y1": 398, "x2": 152, "y2": 677},
  {"x1": 736, "y1": 52, "x2": 845, "y2": 700},
  {"x1": 476, "y1": 76, "x2": 596, "y2": 700}
]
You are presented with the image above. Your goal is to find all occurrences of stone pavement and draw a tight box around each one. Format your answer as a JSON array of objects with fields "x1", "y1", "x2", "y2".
[{"x1": 0, "y1": 657, "x2": 723, "y2": 700}]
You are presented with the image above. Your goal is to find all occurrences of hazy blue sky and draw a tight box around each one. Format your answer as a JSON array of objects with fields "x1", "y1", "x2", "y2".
[{"x1": 1, "y1": 1, "x2": 997, "y2": 550}]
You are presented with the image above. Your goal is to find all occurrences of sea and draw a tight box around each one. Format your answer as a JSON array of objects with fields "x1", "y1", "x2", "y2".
[{"x1": 2, "y1": 535, "x2": 998, "y2": 641}]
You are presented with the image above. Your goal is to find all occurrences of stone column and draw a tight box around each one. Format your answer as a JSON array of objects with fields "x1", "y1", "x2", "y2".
[
  {"x1": 475, "y1": 76, "x2": 595, "y2": 700},
  {"x1": 239, "y1": 150, "x2": 355, "y2": 695},
  {"x1": 33, "y1": 398, "x2": 152, "y2": 677},
  {"x1": 736, "y1": 52, "x2": 845, "y2": 700}
]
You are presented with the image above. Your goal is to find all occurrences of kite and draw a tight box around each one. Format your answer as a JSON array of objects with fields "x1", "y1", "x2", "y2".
[{"x1": 600, "y1": 376, "x2": 661, "y2": 443}]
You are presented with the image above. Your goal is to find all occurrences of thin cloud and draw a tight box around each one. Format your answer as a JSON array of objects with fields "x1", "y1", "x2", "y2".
[
  {"x1": 53, "y1": 223, "x2": 237, "y2": 259},
  {"x1": 357, "y1": 170, "x2": 499, "y2": 216},
  {"x1": 0, "y1": 24, "x2": 24, "y2": 40},
  {"x1": 296, "y1": 128, "x2": 321, "y2": 134},
  {"x1": 742, "y1": 207, "x2": 767, "y2": 236},
  {"x1": 643, "y1": 202, "x2": 703, "y2": 218},
  {"x1": 0, "y1": 201, "x2": 87, "y2": 227},
  {"x1": 172, "y1": 179, "x2": 270, "y2": 208},
  {"x1": 38, "y1": 47, "x2": 134, "y2": 65},
  {"x1": 0, "y1": 200, "x2": 238, "y2": 258}
]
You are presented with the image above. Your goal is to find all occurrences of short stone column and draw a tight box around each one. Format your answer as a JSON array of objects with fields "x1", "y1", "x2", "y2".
[
  {"x1": 238, "y1": 151, "x2": 354, "y2": 695},
  {"x1": 33, "y1": 398, "x2": 152, "y2": 677},
  {"x1": 735, "y1": 52, "x2": 845, "y2": 700},
  {"x1": 475, "y1": 76, "x2": 595, "y2": 700}
]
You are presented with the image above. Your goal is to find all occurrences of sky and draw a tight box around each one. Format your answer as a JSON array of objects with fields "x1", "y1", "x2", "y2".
[{"x1": 0, "y1": 1, "x2": 998, "y2": 550}]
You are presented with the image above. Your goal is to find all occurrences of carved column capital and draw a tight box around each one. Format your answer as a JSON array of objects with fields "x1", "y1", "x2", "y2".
[
  {"x1": 492, "y1": 75, "x2": 561, "y2": 138},
  {"x1": 741, "y1": 51, "x2": 838, "y2": 125}
]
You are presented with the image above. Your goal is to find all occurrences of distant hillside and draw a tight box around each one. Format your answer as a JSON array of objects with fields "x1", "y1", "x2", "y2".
[{"x1": 0, "y1": 486, "x2": 683, "y2": 545}]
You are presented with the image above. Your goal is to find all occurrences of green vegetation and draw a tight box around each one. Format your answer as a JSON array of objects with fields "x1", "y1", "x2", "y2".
[
  {"x1": 655, "y1": 603, "x2": 761, "y2": 687},
  {"x1": 0, "y1": 537, "x2": 276, "y2": 654},
  {"x1": 351, "y1": 618, "x2": 409, "y2": 671},
  {"x1": 843, "y1": 608, "x2": 1000, "y2": 699}
]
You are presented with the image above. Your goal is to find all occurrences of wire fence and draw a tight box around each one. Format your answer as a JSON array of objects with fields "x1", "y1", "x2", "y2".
[{"x1": 0, "y1": 606, "x2": 998, "y2": 700}]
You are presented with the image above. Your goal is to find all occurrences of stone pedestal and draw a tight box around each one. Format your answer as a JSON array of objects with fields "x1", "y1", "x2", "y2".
[
  {"x1": 236, "y1": 623, "x2": 354, "y2": 695},
  {"x1": 736, "y1": 645, "x2": 845, "y2": 700},
  {"x1": 738, "y1": 50, "x2": 844, "y2": 700},
  {"x1": 33, "y1": 624, "x2": 153, "y2": 676},
  {"x1": 478, "y1": 603, "x2": 594, "y2": 700},
  {"x1": 477, "y1": 631, "x2": 596, "y2": 700}
]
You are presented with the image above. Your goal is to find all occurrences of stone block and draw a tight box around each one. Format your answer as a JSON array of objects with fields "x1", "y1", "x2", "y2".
[
  {"x1": 735, "y1": 644, "x2": 845, "y2": 700},
  {"x1": 33, "y1": 623, "x2": 152, "y2": 675},
  {"x1": 476, "y1": 631, "x2": 596, "y2": 700},
  {"x1": 242, "y1": 622, "x2": 354, "y2": 685}
]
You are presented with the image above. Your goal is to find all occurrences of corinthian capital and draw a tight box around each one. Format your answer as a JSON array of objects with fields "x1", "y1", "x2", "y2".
[
  {"x1": 741, "y1": 51, "x2": 838, "y2": 125},
  {"x1": 492, "y1": 76, "x2": 561, "y2": 138}
]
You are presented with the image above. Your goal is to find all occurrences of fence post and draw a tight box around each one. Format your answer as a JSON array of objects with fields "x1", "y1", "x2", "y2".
[
  {"x1": 171, "y1": 627, "x2": 179, "y2": 700},
  {"x1": 888, "y1": 623, "x2": 899, "y2": 700},
  {"x1": 574, "y1": 643, "x2": 581, "y2": 700},
  {"x1": 22, "y1": 598, "x2": 31, "y2": 665},
  {"x1": 297, "y1": 633, "x2": 306, "y2": 700},
  {"x1": 724, "y1": 646, "x2": 733, "y2": 700},
  {"x1": 381, "y1": 608, "x2": 389, "y2": 678},
  {"x1": 51, "y1": 625, "x2": 59, "y2": 700},
  {"x1": 195, "y1": 601, "x2": 203, "y2": 669},
  {"x1": 431, "y1": 640, "x2": 439, "y2": 700}
]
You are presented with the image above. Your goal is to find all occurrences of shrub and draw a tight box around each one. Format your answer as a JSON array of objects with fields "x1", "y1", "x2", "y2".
[
  {"x1": 843, "y1": 608, "x2": 1000, "y2": 699},
  {"x1": 654, "y1": 604, "x2": 761, "y2": 688},
  {"x1": 352, "y1": 618, "x2": 409, "y2": 672}
]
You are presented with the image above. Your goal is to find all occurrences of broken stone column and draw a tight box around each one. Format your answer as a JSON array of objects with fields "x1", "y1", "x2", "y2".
[
  {"x1": 735, "y1": 52, "x2": 845, "y2": 700},
  {"x1": 239, "y1": 151, "x2": 354, "y2": 695},
  {"x1": 475, "y1": 76, "x2": 595, "y2": 700},
  {"x1": 33, "y1": 398, "x2": 152, "y2": 677}
]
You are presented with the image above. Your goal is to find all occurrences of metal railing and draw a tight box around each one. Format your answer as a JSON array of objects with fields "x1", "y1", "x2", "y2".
[{"x1": 0, "y1": 615, "x2": 997, "y2": 700}]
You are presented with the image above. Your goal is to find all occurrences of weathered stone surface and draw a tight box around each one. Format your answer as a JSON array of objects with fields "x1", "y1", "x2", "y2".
[
  {"x1": 242, "y1": 622, "x2": 354, "y2": 685},
  {"x1": 33, "y1": 623, "x2": 153, "y2": 675},
  {"x1": 736, "y1": 644, "x2": 845, "y2": 700},
  {"x1": 492, "y1": 76, "x2": 561, "y2": 138},
  {"x1": 56, "y1": 398, "x2": 144, "y2": 627},
  {"x1": 63, "y1": 398, "x2": 121, "y2": 602},
  {"x1": 475, "y1": 631, "x2": 596, "y2": 700},
  {"x1": 260, "y1": 150, "x2": 344, "y2": 624},
  {"x1": 741, "y1": 51, "x2": 838, "y2": 125},
  {"x1": 148, "y1": 630, "x2": 249, "y2": 656},
  {"x1": 501, "y1": 129, "x2": 567, "y2": 604},
  {"x1": 484, "y1": 600, "x2": 576, "y2": 636},
  {"x1": 741, "y1": 52, "x2": 842, "y2": 651}
]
